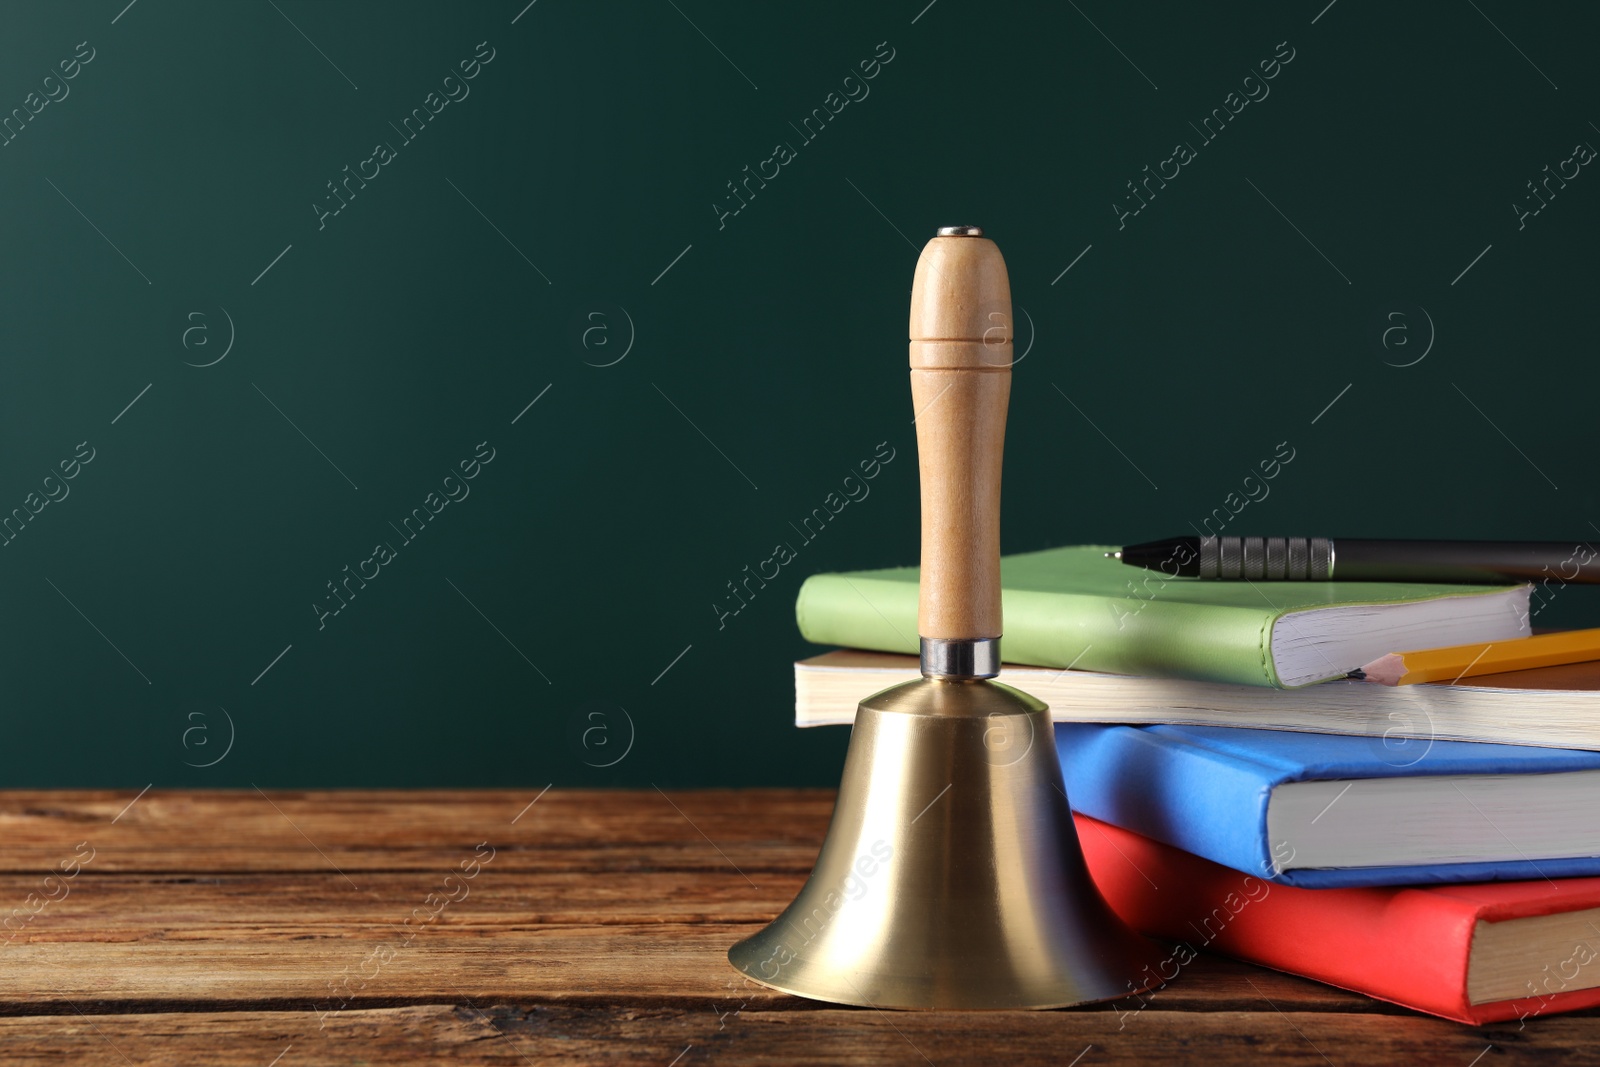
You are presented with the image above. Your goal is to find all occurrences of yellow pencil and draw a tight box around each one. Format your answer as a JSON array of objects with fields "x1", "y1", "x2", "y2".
[{"x1": 1359, "y1": 627, "x2": 1600, "y2": 686}]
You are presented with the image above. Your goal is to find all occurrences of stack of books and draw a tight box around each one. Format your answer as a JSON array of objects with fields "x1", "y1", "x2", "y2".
[{"x1": 793, "y1": 545, "x2": 1600, "y2": 1025}]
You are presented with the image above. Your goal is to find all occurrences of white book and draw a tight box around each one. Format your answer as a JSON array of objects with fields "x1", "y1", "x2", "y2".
[{"x1": 794, "y1": 650, "x2": 1600, "y2": 750}]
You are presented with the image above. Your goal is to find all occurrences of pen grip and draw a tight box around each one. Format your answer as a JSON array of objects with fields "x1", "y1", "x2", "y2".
[{"x1": 909, "y1": 234, "x2": 1013, "y2": 641}]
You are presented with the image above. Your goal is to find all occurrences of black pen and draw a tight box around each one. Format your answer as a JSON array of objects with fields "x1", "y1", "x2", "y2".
[{"x1": 1108, "y1": 537, "x2": 1600, "y2": 583}]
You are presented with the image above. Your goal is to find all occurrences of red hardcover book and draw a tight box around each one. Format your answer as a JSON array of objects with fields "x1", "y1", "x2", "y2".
[{"x1": 1077, "y1": 814, "x2": 1600, "y2": 1025}]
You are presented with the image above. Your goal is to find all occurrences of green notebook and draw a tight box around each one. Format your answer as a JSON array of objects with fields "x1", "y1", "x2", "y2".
[{"x1": 794, "y1": 545, "x2": 1533, "y2": 688}]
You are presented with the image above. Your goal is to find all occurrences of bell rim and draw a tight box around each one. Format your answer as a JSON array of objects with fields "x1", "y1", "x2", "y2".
[{"x1": 726, "y1": 932, "x2": 1173, "y2": 1011}]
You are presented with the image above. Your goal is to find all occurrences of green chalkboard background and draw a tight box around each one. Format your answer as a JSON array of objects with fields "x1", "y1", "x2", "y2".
[{"x1": 2, "y1": 0, "x2": 1595, "y2": 788}]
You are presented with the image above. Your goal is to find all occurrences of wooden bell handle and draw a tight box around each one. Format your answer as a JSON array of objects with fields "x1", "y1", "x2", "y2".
[{"x1": 908, "y1": 230, "x2": 1012, "y2": 641}]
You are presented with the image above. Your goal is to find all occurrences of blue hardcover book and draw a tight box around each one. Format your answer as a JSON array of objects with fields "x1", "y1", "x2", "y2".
[{"x1": 1056, "y1": 723, "x2": 1600, "y2": 887}]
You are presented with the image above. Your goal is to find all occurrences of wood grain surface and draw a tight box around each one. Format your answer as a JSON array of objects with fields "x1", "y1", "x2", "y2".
[{"x1": 0, "y1": 788, "x2": 1589, "y2": 1064}]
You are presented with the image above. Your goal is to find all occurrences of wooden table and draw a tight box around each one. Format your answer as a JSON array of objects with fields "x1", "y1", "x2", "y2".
[{"x1": 0, "y1": 789, "x2": 1590, "y2": 1064}]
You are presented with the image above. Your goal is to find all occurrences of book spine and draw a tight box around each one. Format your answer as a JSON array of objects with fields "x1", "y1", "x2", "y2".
[
  {"x1": 1059, "y1": 725, "x2": 1282, "y2": 880},
  {"x1": 795, "y1": 574, "x2": 919, "y2": 656},
  {"x1": 796, "y1": 574, "x2": 1285, "y2": 687},
  {"x1": 1077, "y1": 815, "x2": 1481, "y2": 1022}
]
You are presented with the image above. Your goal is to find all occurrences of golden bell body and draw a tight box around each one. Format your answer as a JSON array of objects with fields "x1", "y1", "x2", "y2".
[{"x1": 729, "y1": 677, "x2": 1167, "y2": 1009}]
